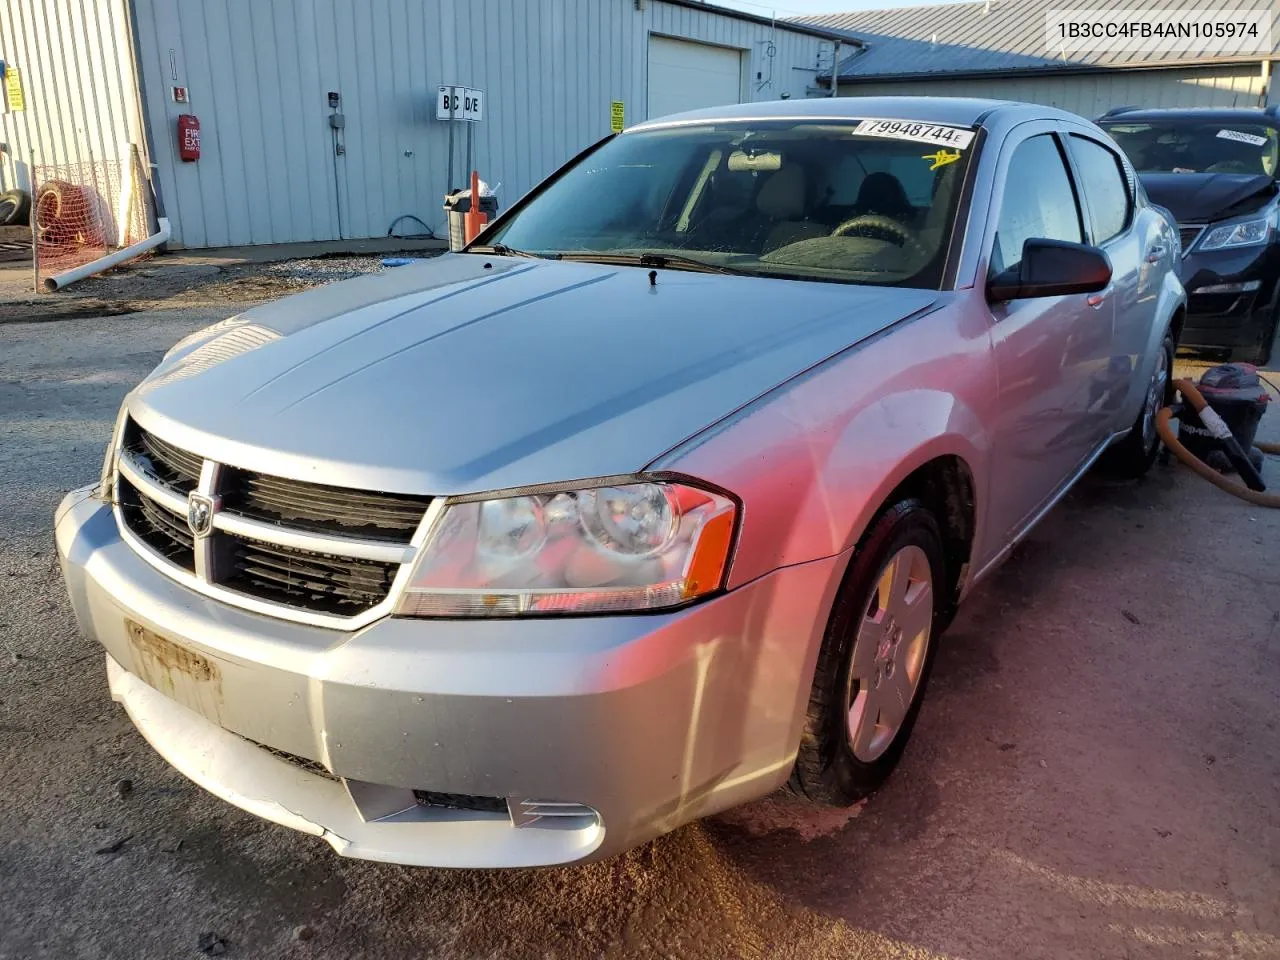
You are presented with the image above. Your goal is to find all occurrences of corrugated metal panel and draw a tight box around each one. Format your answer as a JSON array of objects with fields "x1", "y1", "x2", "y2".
[
  {"x1": 459, "y1": 0, "x2": 828, "y2": 212},
  {"x1": 0, "y1": 0, "x2": 143, "y2": 192},
  {"x1": 799, "y1": 0, "x2": 1279, "y2": 79},
  {"x1": 130, "y1": 0, "x2": 341, "y2": 247},
  {"x1": 839, "y1": 64, "x2": 1267, "y2": 117},
  {"x1": 133, "y1": 0, "x2": 830, "y2": 248}
]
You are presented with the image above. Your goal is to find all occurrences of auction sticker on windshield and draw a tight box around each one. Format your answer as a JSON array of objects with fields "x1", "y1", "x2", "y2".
[
  {"x1": 853, "y1": 119, "x2": 975, "y2": 149},
  {"x1": 1217, "y1": 129, "x2": 1268, "y2": 147}
]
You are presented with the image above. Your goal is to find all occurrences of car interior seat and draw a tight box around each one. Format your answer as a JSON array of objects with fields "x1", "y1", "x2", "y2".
[
  {"x1": 755, "y1": 164, "x2": 830, "y2": 251},
  {"x1": 854, "y1": 171, "x2": 915, "y2": 221}
]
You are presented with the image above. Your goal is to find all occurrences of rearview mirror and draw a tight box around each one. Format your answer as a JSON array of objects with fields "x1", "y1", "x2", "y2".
[
  {"x1": 987, "y1": 238, "x2": 1112, "y2": 302},
  {"x1": 727, "y1": 150, "x2": 782, "y2": 172}
]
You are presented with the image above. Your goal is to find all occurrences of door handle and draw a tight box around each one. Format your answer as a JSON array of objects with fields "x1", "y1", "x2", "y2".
[
  {"x1": 1087, "y1": 292, "x2": 1107, "y2": 308},
  {"x1": 1145, "y1": 244, "x2": 1166, "y2": 263}
]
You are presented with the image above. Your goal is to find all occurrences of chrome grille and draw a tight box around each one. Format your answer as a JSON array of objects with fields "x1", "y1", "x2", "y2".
[
  {"x1": 1178, "y1": 224, "x2": 1204, "y2": 255},
  {"x1": 113, "y1": 419, "x2": 431, "y2": 625},
  {"x1": 221, "y1": 467, "x2": 429, "y2": 542},
  {"x1": 226, "y1": 536, "x2": 398, "y2": 615},
  {"x1": 117, "y1": 474, "x2": 196, "y2": 571},
  {"x1": 126, "y1": 423, "x2": 201, "y2": 492}
]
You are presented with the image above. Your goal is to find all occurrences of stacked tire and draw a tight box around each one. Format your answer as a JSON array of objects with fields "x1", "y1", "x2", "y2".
[
  {"x1": 33, "y1": 181, "x2": 103, "y2": 247},
  {"x1": 0, "y1": 188, "x2": 29, "y2": 226}
]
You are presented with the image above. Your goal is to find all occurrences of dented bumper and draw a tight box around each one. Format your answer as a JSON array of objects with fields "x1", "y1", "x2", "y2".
[{"x1": 56, "y1": 486, "x2": 841, "y2": 867}]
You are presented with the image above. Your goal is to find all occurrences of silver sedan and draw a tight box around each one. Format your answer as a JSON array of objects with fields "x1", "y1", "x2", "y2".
[{"x1": 56, "y1": 96, "x2": 1184, "y2": 867}]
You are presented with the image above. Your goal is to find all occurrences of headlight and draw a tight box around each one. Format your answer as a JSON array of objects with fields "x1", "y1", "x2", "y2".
[
  {"x1": 1198, "y1": 217, "x2": 1270, "y2": 251},
  {"x1": 396, "y1": 479, "x2": 737, "y2": 617}
]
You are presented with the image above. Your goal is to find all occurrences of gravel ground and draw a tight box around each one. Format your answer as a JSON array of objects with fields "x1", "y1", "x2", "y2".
[
  {"x1": 0, "y1": 253, "x2": 413, "y2": 323},
  {"x1": 1, "y1": 280, "x2": 1279, "y2": 959}
]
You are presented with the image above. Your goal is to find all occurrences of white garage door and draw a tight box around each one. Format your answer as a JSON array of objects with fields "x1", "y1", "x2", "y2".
[{"x1": 647, "y1": 36, "x2": 743, "y2": 121}]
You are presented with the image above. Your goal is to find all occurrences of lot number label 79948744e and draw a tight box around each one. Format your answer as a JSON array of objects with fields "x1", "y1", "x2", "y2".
[{"x1": 852, "y1": 119, "x2": 975, "y2": 149}]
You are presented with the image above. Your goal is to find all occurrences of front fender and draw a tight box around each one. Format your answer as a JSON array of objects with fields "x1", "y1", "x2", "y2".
[
  {"x1": 654, "y1": 311, "x2": 994, "y2": 591},
  {"x1": 1125, "y1": 267, "x2": 1186, "y2": 423}
]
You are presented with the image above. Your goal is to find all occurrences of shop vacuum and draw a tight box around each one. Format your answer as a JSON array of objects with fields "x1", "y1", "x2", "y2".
[{"x1": 1156, "y1": 362, "x2": 1280, "y2": 507}]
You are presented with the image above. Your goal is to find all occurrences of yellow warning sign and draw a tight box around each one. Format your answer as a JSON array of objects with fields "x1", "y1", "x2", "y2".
[
  {"x1": 923, "y1": 148, "x2": 960, "y2": 171},
  {"x1": 610, "y1": 101, "x2": 625, "y2": 133},
  {"x1": 5, "y1": 66, "x2": 25, "y2": 112}
]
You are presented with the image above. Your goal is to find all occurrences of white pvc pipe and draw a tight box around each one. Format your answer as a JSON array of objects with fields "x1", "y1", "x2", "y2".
[{"x1": 43, "y1": 217, "x2": 171, "y2": 292}]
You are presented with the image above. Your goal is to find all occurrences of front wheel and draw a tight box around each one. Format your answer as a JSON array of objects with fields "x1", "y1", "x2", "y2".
[
  {"x1": 788, "y1": 499, "x2": 944, "y2": 806},
  {"x1": 1102, "y1": 331, "x2": 1174, "y2": 479},
  {"x1": 1242, "y1": 302, "x2": 1278, "y2": 367}
]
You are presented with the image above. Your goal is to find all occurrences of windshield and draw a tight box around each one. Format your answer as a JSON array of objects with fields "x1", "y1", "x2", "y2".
[
  {"x1": 1101, "y1": 120, "x2": 1279, "y2": 176},
  {"x1": 485, "y1": 120, "x2": 978, "y2": 288}
]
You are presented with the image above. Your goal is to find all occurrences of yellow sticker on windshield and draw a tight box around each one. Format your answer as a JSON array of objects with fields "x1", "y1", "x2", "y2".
[{"x1": 923, "y1": 148, "x2": 961, "y2": 171}]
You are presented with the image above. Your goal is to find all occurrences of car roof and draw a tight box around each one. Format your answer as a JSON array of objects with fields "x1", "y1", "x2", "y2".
[
  {"x1": 1100, "y1": 107, "x2": 1279, "y2": 126},
  {"x1": 629, "y1": 96, "x2": 1082, "y2": 132}
]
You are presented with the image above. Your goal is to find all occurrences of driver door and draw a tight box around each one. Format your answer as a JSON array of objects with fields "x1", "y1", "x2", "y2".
[{"x1": 983, "y1": 131, "x2": 1117, "y2": 545}]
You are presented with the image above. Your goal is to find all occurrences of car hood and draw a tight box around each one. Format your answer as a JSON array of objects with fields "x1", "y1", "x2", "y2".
[
  {"x1": 131, "y1": 255, "x2": 937, "y2": 494},
  {"x1": 1140, "y1": 172, "x2": 1276, "y2": 223}
]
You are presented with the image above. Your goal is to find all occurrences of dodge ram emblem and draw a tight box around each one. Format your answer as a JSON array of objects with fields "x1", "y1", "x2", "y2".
[{"x1": 186, "y1": 492, "x2": 216, "y2": 539}]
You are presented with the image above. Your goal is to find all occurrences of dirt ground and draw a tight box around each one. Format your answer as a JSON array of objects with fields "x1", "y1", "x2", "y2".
[
  {"x1": 0, "y1": 250, "x2": 406, "y2": 324},
  {"x1": 1, "y1": 255, "x2": 1278, "y2": 959}
]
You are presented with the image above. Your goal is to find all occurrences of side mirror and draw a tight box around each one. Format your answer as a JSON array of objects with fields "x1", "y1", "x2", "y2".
[{"x1": 987, "y1": 238, "x2": 1112, "y2": 302}]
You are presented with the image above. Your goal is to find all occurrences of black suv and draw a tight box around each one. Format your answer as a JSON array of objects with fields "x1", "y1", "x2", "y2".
[{"x1": 1098, "y1": 106, "x2": 1280, "y2": 365}]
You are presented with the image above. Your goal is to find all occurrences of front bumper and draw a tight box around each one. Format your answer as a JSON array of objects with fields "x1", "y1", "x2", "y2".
[
  {"x1": 56, "y1": 485, "x2": 843, "y2": 867},
  {"x1": 1179, "y1": 243, "x2": 1280, "y2": 352}
]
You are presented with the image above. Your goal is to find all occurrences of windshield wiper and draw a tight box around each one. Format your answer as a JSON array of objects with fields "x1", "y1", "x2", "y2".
[
  {"x1": 465, "y1": 243, "x2": 553, "y2": 259},
  {"x1": 555, "y1": 251, "x2": 746, "y2": 275}
]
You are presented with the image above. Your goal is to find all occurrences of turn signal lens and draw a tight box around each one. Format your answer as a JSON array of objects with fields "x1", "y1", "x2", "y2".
[{"x1": 396, "y1": 480, "x2": 737, "y2": 617}]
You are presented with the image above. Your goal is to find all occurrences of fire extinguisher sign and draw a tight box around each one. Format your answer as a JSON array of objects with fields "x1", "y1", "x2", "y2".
[{"x1": 177, "y1": 114, "x2": 201, "y2": 162}]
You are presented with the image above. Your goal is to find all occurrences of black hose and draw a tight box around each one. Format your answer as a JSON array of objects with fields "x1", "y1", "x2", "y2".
[
  {"x1": 386, "y1": 215, "x2": 436, "y2": 240},
  {"x1": 1259, "y1": 371, "x2": 1280, "y2": 399},
  {"x1": 1157, "y1": 379, "x2": 1280, "y2": 508}
]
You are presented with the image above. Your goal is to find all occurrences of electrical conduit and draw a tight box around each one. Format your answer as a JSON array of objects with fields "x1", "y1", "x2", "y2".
[{"x1": 43, "y1": 217, "x2": 171, "y2": 292}]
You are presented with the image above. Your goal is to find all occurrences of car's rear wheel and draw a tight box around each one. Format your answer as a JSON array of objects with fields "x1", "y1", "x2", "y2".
[
  {"x1": 789, "y1": 499, "x2": 943, "y2": 806},
  {"x1": 1102, "y1": 330, "x2": 1174, "y2": 479}
]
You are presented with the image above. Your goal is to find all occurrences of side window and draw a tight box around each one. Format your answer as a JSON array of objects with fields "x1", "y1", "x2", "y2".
[
  {"x1": 992, "y1": 135, "x2": 1083, "y2": 274},
  {"x1": 1067, "y1": 135, "x2": 1132, "y2": 243}
]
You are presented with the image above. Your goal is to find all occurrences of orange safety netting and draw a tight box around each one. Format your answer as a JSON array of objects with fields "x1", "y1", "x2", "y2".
[{"x1": 33, "y1": 156, "x2": 151, "y2": 283}]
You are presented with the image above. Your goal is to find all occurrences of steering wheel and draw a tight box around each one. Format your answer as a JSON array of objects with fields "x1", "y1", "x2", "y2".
[
  {"x1": 831, "y1": 214, "x2": 927, "y2": 259},
  {"x1": 1205, "y1": 160, "x2": 1254, "y2": 174}
]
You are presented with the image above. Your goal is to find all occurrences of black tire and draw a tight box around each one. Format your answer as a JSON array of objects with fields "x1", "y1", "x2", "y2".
[
  {"x1": 0, "y1": 189, "x2": 30, "y2": 226},
  {"x1": 788, "y1": 499, "x2": 944, "y2": 806},
  {"x1": 1102, "y1": 330, "x2": 1175, "y2": 479},
  {"x1": 1244, "y1": 306, "x2": 1278, "y2": 367}
]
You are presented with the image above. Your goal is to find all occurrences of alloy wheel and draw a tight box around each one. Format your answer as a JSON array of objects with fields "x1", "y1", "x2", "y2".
[
  {"x1": 1141, "y1": 345, "x2": 1170, "y2": 454},
  {"x1": 846, "y1": 544, "x2": 933, "y2": 762}
]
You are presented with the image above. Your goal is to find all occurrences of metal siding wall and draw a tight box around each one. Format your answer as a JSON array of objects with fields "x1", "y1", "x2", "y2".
[
  {"x1": 132, "y1": 0, "x2": 340, "y2": 246},
  {"x1": 457, "y1": 0, "x2": 827, "y2": 208},
  {"x1": 0, "y1": 0, "x2": 142, "y2": 193},
  {"x1": 839, "y1": 65, "x2": 1266, "y2": 119},
  {"x1": 411, "y1": 0, "x2": 827, "y2": 226},
  {"x1": 130, "y1": 0, "x2": 828, "y2": 247}
]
